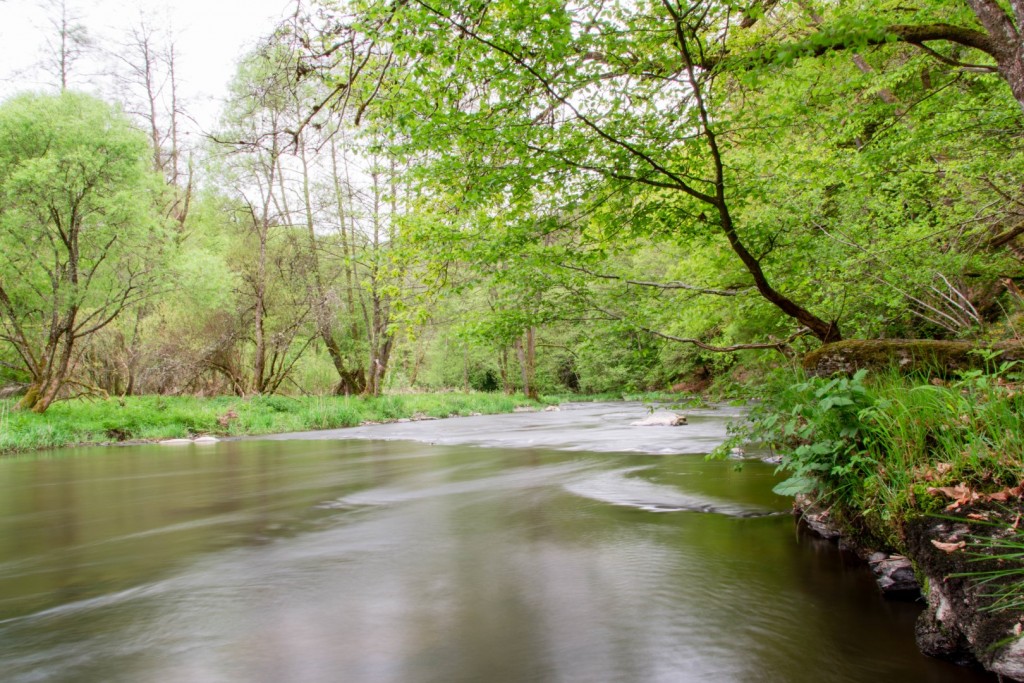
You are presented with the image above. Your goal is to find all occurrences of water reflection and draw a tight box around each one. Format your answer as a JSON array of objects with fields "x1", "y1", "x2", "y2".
[{"x1": 0, "y1": 404, "x2": 995, "y2": 682}]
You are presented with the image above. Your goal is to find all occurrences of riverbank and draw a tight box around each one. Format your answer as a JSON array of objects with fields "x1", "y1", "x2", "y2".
[
  {"x1": 797, "y1": 494, "x2": 1024, "y2": 679},
  {"x1": 0, "y1": 389, "x2": 702, "y2": 456},
  {"x1": 735, "y1": 366, "x2": 1024, "y2": 679},
  {"x1": 0, "y1": 392, "x2": 546, "y2": 455}
]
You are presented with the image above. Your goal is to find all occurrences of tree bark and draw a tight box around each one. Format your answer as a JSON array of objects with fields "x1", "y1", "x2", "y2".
[
  {"x1": 663, "y1": 3, "x2": 844, "y2": 343},
  {"x1": 514, "y1": 328, "x2": 538, "y2": 399}
]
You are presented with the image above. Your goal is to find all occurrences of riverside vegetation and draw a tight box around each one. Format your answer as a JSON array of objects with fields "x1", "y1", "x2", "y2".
[
  {"x1": 722, "y1": 356, "x2": 1024, "y2": 675},
  {"x1": 3, "y1": 0, "x2": 1024, "y2": 676},
  {"x1": 729, "y1": 361, "x2": 1024, "y2": 547},
  {"x1": 0, "y1": 390, "x2": 691, "y2": 455},
  {"x1": 0, "y1": 393, "x2": 543, "y2": 455}
]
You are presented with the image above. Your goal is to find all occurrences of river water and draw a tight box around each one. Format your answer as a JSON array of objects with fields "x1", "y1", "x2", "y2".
[{"x1": 0, "y1": 402, "x2": 996, "y2": 682}]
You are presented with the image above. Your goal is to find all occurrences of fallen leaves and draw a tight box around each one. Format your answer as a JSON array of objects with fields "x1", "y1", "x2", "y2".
[
  {"x1": 986, "y1": 486, "x2": 1024, "y2": 503},
  {"x1": 931, "y1": 539, "x2": 967, "y2": 553},
  {"x1": 927, "y1": 483, "x2": 1024, "y2": 511},
  {"x1": 927, "y1": 483, "x2": 980, "y2": 510},
  {"x1": 915, "y1": 462, "x2": 954, "y2": 482}
]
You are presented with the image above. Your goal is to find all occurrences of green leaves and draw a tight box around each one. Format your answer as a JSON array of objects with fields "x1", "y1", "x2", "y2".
[
  {"x1": 772, "y1": 474, "x2": 819, "y2": 497},
  {"x1": 0, "y1": 92, "x2": 170, "y2": 408}
]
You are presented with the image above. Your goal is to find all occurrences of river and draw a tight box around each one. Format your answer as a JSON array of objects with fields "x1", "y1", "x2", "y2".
[{"x1": 0, "y1": 402, "x2": 996, "y2": 682}]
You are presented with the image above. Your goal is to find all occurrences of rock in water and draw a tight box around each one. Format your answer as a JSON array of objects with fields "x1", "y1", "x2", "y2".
[
  {"x1": 630, "y1": 411, "x2": 687, "y2": 426},
  {"x1": 867, "y1": 553, "x2": 919, "y2": 598},
  {"x1": 794, "y1": 494, "x2": 842, "y2": 540}
]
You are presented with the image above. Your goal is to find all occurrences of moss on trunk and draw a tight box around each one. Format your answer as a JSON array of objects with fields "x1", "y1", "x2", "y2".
[{"x1": 803, "y1": 339, "x2": 1024, "y2": 377}]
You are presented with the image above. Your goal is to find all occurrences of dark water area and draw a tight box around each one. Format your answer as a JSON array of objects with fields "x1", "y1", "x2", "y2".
[{"x1": 0, "y1": 403, "x2": 997, "y2": 682}]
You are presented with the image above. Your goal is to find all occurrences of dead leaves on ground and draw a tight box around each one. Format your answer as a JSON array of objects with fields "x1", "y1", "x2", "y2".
[
  {"x1": 931, "y1": 539, "x2": 967, "y2": 553},
  {"x1": 927, "y1": 483, "x2": 1024, "y2": 511},
  {"x1": 916, "y1": 462, "x2": 954, "y2": 482}
]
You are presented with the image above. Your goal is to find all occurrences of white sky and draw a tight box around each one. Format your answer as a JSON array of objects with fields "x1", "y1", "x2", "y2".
[{"x1": 0, "y1": 0, "x2": 295, "y2": 133}]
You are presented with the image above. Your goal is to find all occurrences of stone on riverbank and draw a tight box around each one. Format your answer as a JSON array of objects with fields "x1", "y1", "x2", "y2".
[
  {"x1": 796, "y1": 492, "x2": 1024, "y2": 680},
  {"x1": 867, "y1": 553, "x2": 918, "y2": 598},
  {"x1": 159, "y1": 436, "x2": 219, "y2": 446},
  {"x1": 793, "y1": 494, "x2": 842, "y2": 541},
  {"x1": 905, "y1": 513, "x2": 1024, "y2": 680}
]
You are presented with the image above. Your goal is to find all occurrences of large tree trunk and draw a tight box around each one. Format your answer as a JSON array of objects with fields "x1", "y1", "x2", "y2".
[
  {"x1": 19, "y1": 328, "x2": 76, "y2": 413},
  {"x1": 299, "y1": 133, "x2": 364, "y2": 396},
  {"x1": 514, "y1": 328, "x2": 538, "y2": 400},
  {"x1": 252, "y1": 229, "x2": 268, "y2": 395},
  {"x1": 966, "y1": 0, "x2": 1024, "y2": 110},
  {"x1": 499, "y1": 346, "x2": 514, "y2": 394},
  {"x1": 664, "y1": 12, "x2": 844, "y2": 344}
]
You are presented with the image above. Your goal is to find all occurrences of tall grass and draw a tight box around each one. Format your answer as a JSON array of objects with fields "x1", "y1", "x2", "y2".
[
  {"x1": 953, "y1": 520, "x2": 1024, "y2": 614},
  {"x1": 728, "y1": 362, "x2": 1024, "y2": 545},
  {"x1": 0, "y1": 392, "x2": 543, "y2": 455}
]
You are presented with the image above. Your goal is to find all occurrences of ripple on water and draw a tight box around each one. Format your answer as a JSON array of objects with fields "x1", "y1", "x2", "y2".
[
  {"x1": 564, "y1": 466, "x2": 777, "y2": 517},
  {"x1": 318, "y1": 460, "x2": 596, "y2": 509}
]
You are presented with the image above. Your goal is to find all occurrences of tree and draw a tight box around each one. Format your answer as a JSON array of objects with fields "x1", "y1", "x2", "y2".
[
  {"x1": 733, "y1": 1, "x2": 1024, "y2": 113},
  {"x1": 290, "y1": 0, "x2": 843, "y2": 343},
  {"x1": 110, "y1": 16, "x2": 192, "y2": 221},
  {"x1": 288, "y1": 0, "x2": 1024, "y2": 352},
  {"x1": 0, "y1": 92, "x2": 169, "y2": 412},
  {"x1": 41, "y1": 0, "x2": 91, "y2": 92}
]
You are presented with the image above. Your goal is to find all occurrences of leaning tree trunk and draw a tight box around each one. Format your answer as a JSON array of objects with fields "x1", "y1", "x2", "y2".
[
  {"x1": 966, "y1": 0, "x2": 1024, "y2": 111},
  {"x1": 19, "y1": 331, "x2": 76, "y2": 413}
]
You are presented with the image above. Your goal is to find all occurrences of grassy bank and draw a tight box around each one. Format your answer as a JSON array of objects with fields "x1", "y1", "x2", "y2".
[
  {"x1": 729, "y1": 364, "x2": 1024, "y2": 547},
  {"x1": 541, "y1": 390, "x2": 694, "y2": 404},
  {"x1": 0, "y1": 392, "x2": 544, "y2": 455},
  {"x1": 728, "y1": 362, "x2": 1024, "y2": 672}
]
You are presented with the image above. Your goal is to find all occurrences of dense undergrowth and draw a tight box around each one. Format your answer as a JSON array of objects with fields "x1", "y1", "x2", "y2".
[
  {"x1": 728, "y1": 360, "x2": 1024, "y2": 549},
  {"x1": 0, "y1": 392, "x2": 542, "y2": 455}
]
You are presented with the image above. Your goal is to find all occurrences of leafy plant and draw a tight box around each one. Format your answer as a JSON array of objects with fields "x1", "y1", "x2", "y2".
[
  {"x1": 758, "y1": 369, "x2": 878, "y2": 498},
  {"x1": 724, "y1": 360, "x2": 1024, "y2": 545}
]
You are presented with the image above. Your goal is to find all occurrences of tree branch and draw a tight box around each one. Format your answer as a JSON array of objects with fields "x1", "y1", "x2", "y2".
[
  {"x1": 410, "y1": 0, "x2": 719, "y2": 206},
  {"x1": 593, "y1": 299, "x2": 810, "y2": 354},
  {"x1": 560, "y1": 263, "x2": 747, "y2": 296}
]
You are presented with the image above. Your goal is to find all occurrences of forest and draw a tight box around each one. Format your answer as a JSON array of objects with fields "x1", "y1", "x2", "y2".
[
  {"x1": 3, "y1": 0, "x2": 1024, "y2": 676},
  {"x1": 2, "y1": 0, "x2": 1022, "y2": 414}
]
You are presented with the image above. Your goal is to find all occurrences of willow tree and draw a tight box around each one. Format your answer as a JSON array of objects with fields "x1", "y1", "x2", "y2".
[{"x1": 0, "y1": 92, "x2": 168, "y2": 412}]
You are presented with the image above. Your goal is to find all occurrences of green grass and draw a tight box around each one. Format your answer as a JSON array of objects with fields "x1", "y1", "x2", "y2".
[
  {"x1": 541, "y1": 390, "x2": 693, "y2": 404},
  {"x1": 0, "y1": 391, "x2": 544, "y2": 455},
  {"x1": 730, "y1": 363, "x2": 1024, "y2": 547},
  {"x1": 953, "y1": 518, "x2": 1024, "y2": 614}
]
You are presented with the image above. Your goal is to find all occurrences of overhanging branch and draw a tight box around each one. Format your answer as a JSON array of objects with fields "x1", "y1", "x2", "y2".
[
  {"x1": 561, "y1": 263, "x2": 747, "y2": 296},
  {"x1": 593, "y1": 300, "x2": 811, "y2": 355}
]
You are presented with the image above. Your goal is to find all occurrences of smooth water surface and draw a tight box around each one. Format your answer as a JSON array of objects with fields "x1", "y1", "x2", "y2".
[{"x1": 0, "y1": 403, "x2": 995, "y2": 682}]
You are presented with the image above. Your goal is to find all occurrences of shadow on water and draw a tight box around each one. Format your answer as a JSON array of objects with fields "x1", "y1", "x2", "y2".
[{"x1": 0, "y1": 402, "x2": 997, "y2": 682}]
